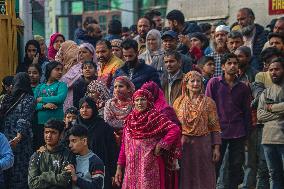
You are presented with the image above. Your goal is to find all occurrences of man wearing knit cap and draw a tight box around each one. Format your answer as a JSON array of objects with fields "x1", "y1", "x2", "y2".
[{"x1": 208, "y1": 25, "x2": 230, "y2": 76}]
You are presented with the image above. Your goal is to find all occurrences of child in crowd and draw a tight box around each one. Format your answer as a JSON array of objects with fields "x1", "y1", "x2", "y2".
[
  {"x1": 61, "y1": 107, "x2": 78, "y2": 147},
  {"x1": 66, "y1": 125, "x2": 105, "y2": 189},
  {"x1": 197, "y1": 56, "x2": 215, "y2": 88},
  {"x1": 28, "y1": 119, "x2": 74, "y2": 189}
]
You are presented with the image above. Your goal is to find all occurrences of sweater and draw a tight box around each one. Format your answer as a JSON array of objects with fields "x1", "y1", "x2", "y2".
[
  {"x1": 0, "y1": 133, "x2": 14, "y2": 184},
  {"x1": 257, "y1": 81, "x2": 284, "y2": 144},
  {"x1": 34, "y1": 81, "x2": 68, "y2": 124}
]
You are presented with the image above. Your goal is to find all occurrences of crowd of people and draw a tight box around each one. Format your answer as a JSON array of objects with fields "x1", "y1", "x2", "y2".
[{"x1": 0, "y1": 6, "x2": 284, "y2": 189}]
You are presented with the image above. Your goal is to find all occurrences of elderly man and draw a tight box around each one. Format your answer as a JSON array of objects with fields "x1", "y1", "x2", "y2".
[
  {"x1": 237, "y1": 8, "x2": 268, "y2": 57},
  {"x1": 208, "y1": 25, "x2": 230, "y2": 76}
]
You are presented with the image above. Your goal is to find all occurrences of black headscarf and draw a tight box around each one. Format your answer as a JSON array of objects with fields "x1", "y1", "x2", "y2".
[
  {"x1": 0, "y1": 72, "x2": 33, "y2": 115},
  {"x1": 77, "y1": 96, "x2": 100, "y2": 127},
  {"x1": 188, "y1": 32, "x2": 209, "y2": 50},
  {"x1": 45, "y1": 61, "x2": 62, "y2": 81}
]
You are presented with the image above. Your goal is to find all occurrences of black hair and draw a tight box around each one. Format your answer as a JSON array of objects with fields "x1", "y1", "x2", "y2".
[
  {"x1": 81, "y1": 60, "x2": 97, "y2": 70},
  {"x1": 145, "y1": 10, "x2": 162, "y2": 20},
  {"x1": 268, "y1": 32, "x2": 284, "y2": 43},
  {"x1": 44, "y1": 119, "x2": 65, "y2": 134},
  {"x1": 221, "y1": 53, "x2": 238, "y2": 65},
  {"x1": 28, "y1": 63, "x2": 42, "y2": 76},
  {"x1": 108, "y1": 19, "x2": 122, "y2": 35},
  {"x1": 166, "y1": 10, "x2": 185, "y2": 25},
  {"x1": 25, "y1": 40, "x2": 40, "y2": 55},
  {"x1": 129, "y1": 25, "x2": 137, "y2": 33},
  {"x1": 164, "y1": 50, "x2": 181, "y2": 62},
  {"x1": 121, "y1": 39, "x2": 138, "y2": 52},
  {"x1": 138, "y1": 16, "x2": 155, "y2": 28},
  {"x1": 270, "y1": 57, "x2": 284, "y2": 69},
  {"x1": 65, "y1": 106, "x2": 78, "y2": 116},
  {"x1": 83, "y1": 17, "x2": 98, "y2": 27},
  {"x1": 199, "y1": 23, "x2": 212, "y2": 33},
  {"x1": 236, "y1": 46, "x2": 252, "y2": 58},
  {"x1": 228, "y1": 31, "x2": 243, "y2": 39},
  {"x1": 1, "y1": 76, "x2": 14, "y2": 95},
  {"x1": 45, "y1": 61, "x2": 62, "y2": 80},
  {"x1": 96, "y1": 39, "x2": 112, "y2": 50},
  {"x1": 197, "y1": 56, "x2": 215, "y2": 66},
  {"x1": 68, "y1": 124, "x2": 88, "y2": 138},
  {"x1": 260, "y1": 47, "x2": 284, "y2": 63},
  {"x1": 122, "y1": 27, "x2": 130, "y2": 33},
  {"x1": 239, "y1": 8, "x2": 255, "y2": 19}
]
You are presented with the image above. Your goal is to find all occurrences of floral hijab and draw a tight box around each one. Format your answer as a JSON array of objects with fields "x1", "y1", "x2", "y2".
[{"x1": 104, "y1": 76, "x2": 135, "y2": 129}]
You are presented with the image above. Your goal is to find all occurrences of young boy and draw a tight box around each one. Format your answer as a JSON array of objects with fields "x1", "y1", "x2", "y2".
[
  {"x1": 197, "y1": 56, "x2": 215, "y2": 88},
  {"x1": 28, "y1": 119, "x2": 74, "y2": 189},
  {"x1": 66, "y1": 125, "x2": 105, "y2": 189},
  {"x1": 62, "y1": 107, "x2": 78, "y2": 147}
]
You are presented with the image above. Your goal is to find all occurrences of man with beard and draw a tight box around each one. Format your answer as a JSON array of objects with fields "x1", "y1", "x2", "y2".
[
  {"x1": 208, "y1": 25, "x2": 230, "y2": 76},
  {"x1": 166, "y1": 9, "x2": 201, "y2": 54},
  {"x1": 227, "y1": 31, "x2": 244, "y2": 53},
  {"x1": 237, "y1": 8, "x2": 268, "y2": 57},
  {"x1": 206, "y1": 53, "x2": 252, "y2": 189},
  {"x1": 257, "y1": 57, "x2": 284, "y2": 189},
  {"x1": 263, "y1": 17, "x2": 284, "y2": 50},
  {"x1": 110, "y1": 39, "x2": 160, "y2": 93},
  {"x1": 78, "y1": 23, "x2": 102, "y2": 47},
  {"x1": 96, "y1": 40, "x2": 124, "y2": 87},
  {"x1": 268, "y1": 32, "x2": 284, "y2": 52},
  {"x1": 235, "y1": 46, "x2": 258, "y2": 83},
  {"x1": 133, "y1": 16, "x2": 152, "y2": 55},
  {"x1": 145, "y1": 10, "x2": 163, "y2": 31}
]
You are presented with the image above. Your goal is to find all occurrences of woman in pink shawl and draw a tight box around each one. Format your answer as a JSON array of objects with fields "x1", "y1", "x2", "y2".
[
  {"x1": 141, "y1": 81, "x2": 180, "y2": 125},
  {"x1": 60, "y1": 42, "x2": 97, "y2": 111},
  {"x1": 48, "y1": 32, "x2": 65, "y2": 60},
  {"x1": 114, "y1": 89, "x2": 181, "y2": 189}
]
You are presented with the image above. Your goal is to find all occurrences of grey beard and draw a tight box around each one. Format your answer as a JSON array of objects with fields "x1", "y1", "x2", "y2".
[{"x1": 241, "y1": 24, "x2": 255, "y2": 36}]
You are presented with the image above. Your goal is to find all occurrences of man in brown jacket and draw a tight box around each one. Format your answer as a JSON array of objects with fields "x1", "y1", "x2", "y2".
[{"x1": 161, "y1": 50, "x2": 184, "y2": 106}]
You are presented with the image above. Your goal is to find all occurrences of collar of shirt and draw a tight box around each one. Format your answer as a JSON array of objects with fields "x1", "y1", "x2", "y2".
[{"x1": 218, "y1": 74, "x2": 241, "y2": 88}]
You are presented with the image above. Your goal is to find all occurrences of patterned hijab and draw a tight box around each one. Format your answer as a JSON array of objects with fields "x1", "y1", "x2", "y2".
[
  {"x1": 125, "y1": 89, "x2": 175, "y2": 139},
  {"x1": 55, "y1": 40, "x2": 80, "y2": 73},
  {"x1": 141, "y1": 81, "x2": 168, "y2": 112},
  {"x1": 104, "y1": 76, "x2": 135, "y2": 128},
  {"x1": 48, "y1": 33, "x2": 65, "y2": 60},
  {"x1": 174, "y1": 71, "x2": 218, "y2": 136},
  {"x1": 86, "y1": 80, "x2": 111, "y2": 110}
]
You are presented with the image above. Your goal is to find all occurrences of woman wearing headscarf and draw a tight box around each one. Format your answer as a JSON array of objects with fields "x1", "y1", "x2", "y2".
[
  {"x1": 139, "y1": 29, "x2": 164, "y2": 72},
  {"x1": 114, "y1": 89, "x2": 181, "y2": 189},
  {"x1": 55, "y1": 40, "x2": 80, "y2": 74},
  {"x1": 86, "y1": 80, "x2": 111, "y2": 116},
  {"x1": 16, "y1": 40, "x2": 42, "y2": 73},
  {"x1": 0, "y1": 72, "x2": 35, "y2": 189},
  {"x1": 141, "y1": 81, "x2": 180, "y2": 125},
  {"x1": 173, "y1": 71, "x2": 221, "y2": 189},
  {"x1": 76, "y1": 96, "x2": 117, "y2": 189},
  {"x1": 60, "y1": 42, "x2": 97, "y2": 111},
  {"x1": 104, "y1": 76, "x2": 135, "y2": 145},
  {"x1": 111, "y1": 39, "x2": 123, "y2": 59},
  {"x1": 34, "y1": 61, "x2": 67, "y2": 149},
  {"x1": 34, "y1": 35, "x2": 48, "y2": 62},
  {"x1": 48, "y1": 32, "x2": 65, "y2": 60}
]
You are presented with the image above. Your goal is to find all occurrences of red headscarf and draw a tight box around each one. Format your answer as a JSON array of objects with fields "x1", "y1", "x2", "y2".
[
  {"x1": 125, "y1": 89, "x2": 176, "y2": 139},
  {"x1": 48, "y1": 32, "x2": 65, "y2": 60}
]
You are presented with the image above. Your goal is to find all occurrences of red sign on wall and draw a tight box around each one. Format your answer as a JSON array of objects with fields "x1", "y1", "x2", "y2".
[{"x1": 269, "y1": 0, "x2": 284, "y2": 15}]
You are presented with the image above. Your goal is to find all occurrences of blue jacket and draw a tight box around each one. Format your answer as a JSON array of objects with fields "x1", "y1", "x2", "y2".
[
  {"x1": 110, "y1": 59, "x2": 161, "y2": 93},
  {"x1": 252, "y1": 24, "x2": 269, "y2": 57},
  {"x1": 0, "y1": 133, "x2": 14, "y2": 184}
]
